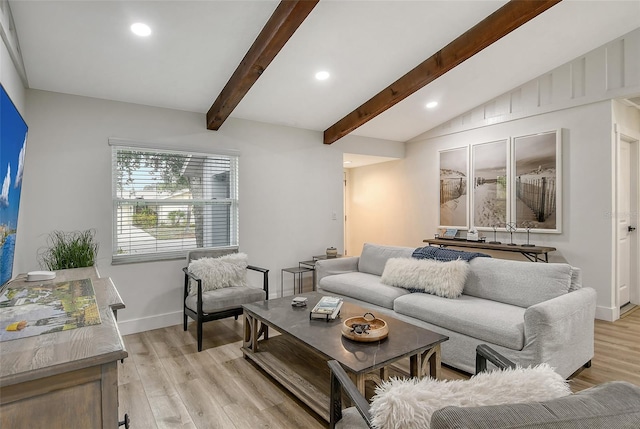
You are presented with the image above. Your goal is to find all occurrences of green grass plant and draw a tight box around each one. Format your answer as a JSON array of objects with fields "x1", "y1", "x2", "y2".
[{"x1": 40, "y1": 229, "x2": 99, "y2": 270}]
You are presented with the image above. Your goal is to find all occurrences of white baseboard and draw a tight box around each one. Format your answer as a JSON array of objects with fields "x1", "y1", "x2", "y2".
[
  {"x1": 595, "y1": 305, "x2": 618, "y2": 322},
  {"x1": 117, "y1": 311, "x2": 182, "y2": 336}
]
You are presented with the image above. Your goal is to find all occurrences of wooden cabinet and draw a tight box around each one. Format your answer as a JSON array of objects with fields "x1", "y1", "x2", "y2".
[{"x1": 0, "y1": 267, "x2": 127, "y2": 429}]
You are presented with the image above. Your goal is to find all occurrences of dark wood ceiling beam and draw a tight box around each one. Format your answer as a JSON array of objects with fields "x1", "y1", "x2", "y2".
[
  {"x1": 323, "y1": 0, "x2": 562, "y2": 144},
  {"x1": 207, "y1": 0, "x2": 319, "y2": 130}
]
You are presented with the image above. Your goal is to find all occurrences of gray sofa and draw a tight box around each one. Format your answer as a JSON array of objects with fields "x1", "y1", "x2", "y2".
[{"x1": 316, "y1": 243, "x2": 597, "y2": 378}]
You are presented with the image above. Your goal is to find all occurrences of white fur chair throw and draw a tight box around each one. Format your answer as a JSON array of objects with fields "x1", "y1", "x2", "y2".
[
  {"x1": 187, "y1": 252, "x2": 248, "y2": 295},
  {"x1": 380, "y1": 257, "x2": 470, "y2": 298},
  {"x1": 370, "y1": 364, "x2": 570, "y2": 429}
]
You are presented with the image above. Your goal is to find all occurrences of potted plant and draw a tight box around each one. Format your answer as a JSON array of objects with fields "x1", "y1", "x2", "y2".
[{"x1": 39, "y1": 229, "x2": 99, "y2": 270}]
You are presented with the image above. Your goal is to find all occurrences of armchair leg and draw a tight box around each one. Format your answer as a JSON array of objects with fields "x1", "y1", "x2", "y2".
[
  {"x1": 183, "y1": 313, "x2": 188, "y2": 331},
  {"x1": 197, "y1": 320, "x2": 203, "y2": 352}
]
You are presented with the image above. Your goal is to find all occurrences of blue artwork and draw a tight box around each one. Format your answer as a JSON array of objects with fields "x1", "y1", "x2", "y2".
[{"x1": 0, "y1": 84, "x2": 28, "y2": 286}]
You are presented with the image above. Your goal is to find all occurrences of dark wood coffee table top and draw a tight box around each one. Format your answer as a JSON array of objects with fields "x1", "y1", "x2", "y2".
[{"x1": 242, "y1": 291, "x2": 448, "y2": 375}]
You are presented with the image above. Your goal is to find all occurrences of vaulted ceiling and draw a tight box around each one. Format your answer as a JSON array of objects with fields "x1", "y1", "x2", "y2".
[{"x1": 9, "y1": 1, "x2": 640, "y2": 143}]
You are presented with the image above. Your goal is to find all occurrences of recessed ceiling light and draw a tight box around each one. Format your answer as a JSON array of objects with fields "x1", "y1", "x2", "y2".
[
  {"x1": 315, "y1": 71, "x2": 330, "y2": 81},
  {"x1": 131, "y1": 23, "x2": 152, "y2": 37},
  {"x1": 426, "y1": 101, "x2": 438, "y2": 109}
]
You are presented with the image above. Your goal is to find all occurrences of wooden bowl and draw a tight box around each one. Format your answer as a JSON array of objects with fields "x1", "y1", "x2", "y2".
[{"x1": 341, "y1": 312, "x2": 389, "y2": 342}]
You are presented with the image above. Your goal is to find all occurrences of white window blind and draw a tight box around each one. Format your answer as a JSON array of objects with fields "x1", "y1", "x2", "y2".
[{"x1": 112, "y1": 147, "x2": 239, "y2": 263}]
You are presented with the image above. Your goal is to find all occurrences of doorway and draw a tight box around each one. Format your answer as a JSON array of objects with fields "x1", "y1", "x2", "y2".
[{"x1": 615, "y1": 127, "x2": 639, "y2": 317}]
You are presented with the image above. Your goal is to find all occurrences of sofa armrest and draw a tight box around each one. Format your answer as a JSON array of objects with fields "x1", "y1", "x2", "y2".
[
  {"x1": 328, "y1": 360, "x2": 373, "y2": 429},
  {"x1": 523, "y1": 287, "x2": 596, "y2": 377},
  {"x1": 315, "y1": 256, "x2": 360, "y2": 289}
]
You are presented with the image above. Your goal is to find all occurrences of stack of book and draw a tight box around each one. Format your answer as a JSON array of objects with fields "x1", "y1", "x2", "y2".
[{"x1": 310, "y1": 296, "x2": 343, "y2": 321}]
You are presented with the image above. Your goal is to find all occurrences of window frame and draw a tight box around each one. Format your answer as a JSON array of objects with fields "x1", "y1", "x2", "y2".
[{"x1": 111, "y1": 144, "x2": 239, "y2": 264}]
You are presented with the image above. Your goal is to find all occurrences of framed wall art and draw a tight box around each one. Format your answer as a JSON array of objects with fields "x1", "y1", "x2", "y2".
[
  {"x1": 471, "y1": 139, "x2": 509, "y2": 230},
  {"x1": 512, "y1": 130, "x2": 562, "y2": 233},
  {"x1": 0, "y1": 84, "x2": 28, "y2": 287},
  {"x1": 439, "y1": 146, "x2": 468, "y2": 229}
]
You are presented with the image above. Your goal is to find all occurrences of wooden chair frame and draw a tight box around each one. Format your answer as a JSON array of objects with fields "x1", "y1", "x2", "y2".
[
  {"x1": 328, "y1": 344, "x2": 516, "y2": 429},
  {"x1": 183, "y1": 263, "x2": 269, "y2": 352}
]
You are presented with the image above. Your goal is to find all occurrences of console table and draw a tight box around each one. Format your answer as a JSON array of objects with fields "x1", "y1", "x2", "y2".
[
  {"x1": 423, "y1": 239, "x2": 556, "y2": 262},
  {"x1": 0, "y1": 267, "x2": 128, "y2": 428}
]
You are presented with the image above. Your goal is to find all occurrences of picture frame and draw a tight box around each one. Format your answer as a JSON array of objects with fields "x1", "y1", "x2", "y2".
[
  {"x1": 471, "y1": 139, "x2": 509, "y2": 230},
  {"x1": 439, "y1": 146, "x2": 468, "y2": 229},
  {"x1": 512, "y1": 130, "x2": 562, "y2": 233},
  {"x1": 0, "y1": 84, "x2": 29, "y2": 287}
]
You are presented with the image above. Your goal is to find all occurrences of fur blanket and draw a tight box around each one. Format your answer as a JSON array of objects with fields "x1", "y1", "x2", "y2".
[{"x1": 370, "y1": 364, "x2": 570, "y2": 429}]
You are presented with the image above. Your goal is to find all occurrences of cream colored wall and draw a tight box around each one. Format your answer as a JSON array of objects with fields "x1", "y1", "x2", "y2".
[{"x1": 345, "y1": 159, "x2": 421, "y2": 256}]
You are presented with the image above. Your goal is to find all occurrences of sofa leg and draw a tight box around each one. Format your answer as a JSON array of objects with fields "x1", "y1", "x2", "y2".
[{"x1": 584, "y1": 360, "x2": 592, "y2": 369}]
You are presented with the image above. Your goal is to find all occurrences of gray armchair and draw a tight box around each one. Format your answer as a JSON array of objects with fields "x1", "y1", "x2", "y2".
[
  {"x1": 183, "y1": 247, "x2": 268, "y2": 351},
  {"x1": 329, "y1": 345, "x2": 640, "y2": 429}
]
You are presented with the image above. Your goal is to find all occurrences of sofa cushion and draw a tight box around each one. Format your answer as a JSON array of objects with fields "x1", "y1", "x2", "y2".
[
  {"x1": 185, "y1": 286, "x2": 265, "y2": 314},
  {"x1": 394, "y1": 293, "x2": 525, "y2": 350},
  {"x1": 464, "y1": 258, "x2": 573, "y2": 308},
  {"x1": 358, "y1": 243, "x2": 415, "y2": 276},
  {"x1": 569, "y1": 266, "x2": 582, "y2": 291},
  {"x1": 319, "y1": 272, "x2": 410, "y2": 309},
  {"x1": 431, "y1": 381, "x2": 640, "y2": 429},
  {"x1": 381, "y1": 258, "x2": 470, "y2": 298}
]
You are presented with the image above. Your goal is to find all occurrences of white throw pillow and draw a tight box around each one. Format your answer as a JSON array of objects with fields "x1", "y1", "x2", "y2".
[
  {"x1": 380, "y1": 257, "x2": 470, "y2": 298},
  {"x1": 187, "y1": 252, "x2": 248, "y2": 295},
  {"x1": 370, "y1": 364, "x2": 570, "y2": 429}
]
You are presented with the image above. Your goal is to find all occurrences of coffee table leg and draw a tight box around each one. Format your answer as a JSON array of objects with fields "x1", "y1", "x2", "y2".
[
  {"x1": 380, "y1": 367, "x2": 389, "y2": 381},
  {"x1": 409, "y1": 344, "x2": 442, "y2": 379},
  {"x1": 355, "y1": 373, "x2": 366, "y2": 395},
  {"x1": 243, "y1": 312, "x2": 259, "y2": 353}
]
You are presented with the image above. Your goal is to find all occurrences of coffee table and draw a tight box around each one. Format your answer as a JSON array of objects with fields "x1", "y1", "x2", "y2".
[{"x1": 242, "y1": 292, "x2": 448, "y2": 421}]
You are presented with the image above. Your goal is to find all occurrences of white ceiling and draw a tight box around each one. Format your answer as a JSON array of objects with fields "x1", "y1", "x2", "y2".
[{"x1": 9, "y1": 0, "x2": 640, "y2": 143}]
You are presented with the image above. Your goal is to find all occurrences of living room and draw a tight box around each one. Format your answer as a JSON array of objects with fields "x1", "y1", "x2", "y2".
[{"x1": 1, "y1": 1, "x2": 640, "y2": 428}]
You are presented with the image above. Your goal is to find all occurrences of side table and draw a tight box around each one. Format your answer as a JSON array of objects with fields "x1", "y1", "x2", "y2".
[
  {"x1": 281, "y1": 266, "x2": 314, "y2": 297},
  {"x1": 299, "y1": 255, "x2": 345, "y2": 291}
]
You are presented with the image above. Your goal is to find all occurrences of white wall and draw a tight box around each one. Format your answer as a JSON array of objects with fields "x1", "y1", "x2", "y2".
[
  {"x1": 0, "y1": 37, "x2": 24, "y2": 114},
  {"x1": 0, "y1": 0, "x2": 26, "y2": 114},
  {"x1": 17, "y1": 89, "x2": 346, "y2": 334}
]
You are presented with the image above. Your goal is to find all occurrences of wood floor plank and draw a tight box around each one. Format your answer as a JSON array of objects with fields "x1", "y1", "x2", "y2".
[
  {"x1": 175, "y1": 378, "x2": 238, "y2": 429},
  {"x1": 264, "y1": 399, "x2": 326, "y2": 429},
  {"x1": 118, "y1": 379, "x2": 158, "y2": 429},
  {"x1": 119, "y1": 312, "x2": 640, "y2": 428},
  {"x1": 183, "y1": 351, "x2": 240, "y2": 408},
  {"x1": 221, "y1": 356, "x2": 286, "y2": 411}
]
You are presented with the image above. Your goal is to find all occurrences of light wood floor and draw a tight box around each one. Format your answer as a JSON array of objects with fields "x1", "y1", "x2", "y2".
[{"x1": 118, "y1": 307, "x2": 640, "y2": 429}]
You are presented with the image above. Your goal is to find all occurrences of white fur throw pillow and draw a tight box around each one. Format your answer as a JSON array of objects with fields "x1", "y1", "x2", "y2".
[
  {"x1": 380, "y1": 257, "x2": 470, "y2": 298},
  {"x1": 370, "y1": 364, "x2": 570, "y2": 429},
  {"x1": 187, "y1": 252, "x2": 248, "y2": 295}
]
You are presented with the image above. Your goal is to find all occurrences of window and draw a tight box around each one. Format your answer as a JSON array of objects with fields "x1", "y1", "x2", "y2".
[{"x1": 112, "y1": 146, "x2": 239, "y2": 263}]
